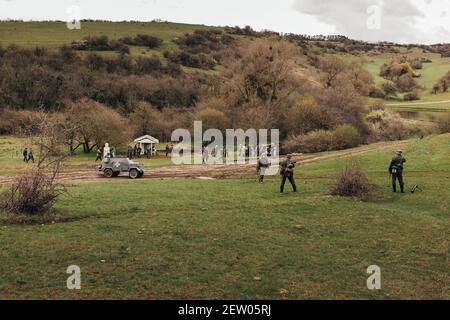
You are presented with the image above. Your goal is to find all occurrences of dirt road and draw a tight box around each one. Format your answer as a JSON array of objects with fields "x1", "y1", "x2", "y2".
[{"x1": 0, "y1": 140, "x2": 416, "y2": 185}]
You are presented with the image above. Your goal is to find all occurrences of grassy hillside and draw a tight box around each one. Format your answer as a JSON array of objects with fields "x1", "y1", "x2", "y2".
[
  {"x1": 0, "y1": 21, "x2": 212, "y2": 52},
  {"x1": 0, "y1": 134, "x2": 448, "y2": 299}
]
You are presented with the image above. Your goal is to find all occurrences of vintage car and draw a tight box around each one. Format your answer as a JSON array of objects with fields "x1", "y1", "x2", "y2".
[{"x1": 98, "y1": 157, "x2": 144, "y2": 179}]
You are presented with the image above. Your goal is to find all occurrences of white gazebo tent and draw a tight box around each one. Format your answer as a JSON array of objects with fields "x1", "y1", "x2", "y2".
[{"x1": 134, "y1": 135, "x2": 160, "y2": 156}]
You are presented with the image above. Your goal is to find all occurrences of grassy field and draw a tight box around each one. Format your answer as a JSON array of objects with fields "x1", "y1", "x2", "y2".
[
  {"x1": 0, "y1": 134, "x2": 448, "y2": 299},
  {"x1": 365, "y1": 53, "x2": 450, "y2": 90},
  {"x1": 0, "y1": 21, "x2": 213, "y2": 52}
]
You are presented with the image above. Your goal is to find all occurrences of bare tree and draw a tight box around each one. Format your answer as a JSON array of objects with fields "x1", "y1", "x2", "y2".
[{"x1": 2, "y1": 111, "x2": 69, "y2": 215}]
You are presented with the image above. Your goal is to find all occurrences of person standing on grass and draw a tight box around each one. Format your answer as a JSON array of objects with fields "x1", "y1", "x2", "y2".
[
  {"x1": 95, "y1": 147, "x2": 103, "y2": 162},
  {"x1": 389, "y1": 150, "x2": 407, "y2": 193},
  {"x1": 127, "y1": 146, "x2": 133, "y2": 160},
  {"x1": 27, "y1": 148, "x2": 35, "y2": 163},
  {"x1": 23, "y1": 147, "x2": 28, "y2": 162},
  {"x1": 165, "y1": 144, "x2": 170, "y2": 157},
  {"x1": 257, "y1": 152, "x2": 270, "y2": 183},
  {"x1": 280, "y1": 154, "x2": 297, "y2": 193}
]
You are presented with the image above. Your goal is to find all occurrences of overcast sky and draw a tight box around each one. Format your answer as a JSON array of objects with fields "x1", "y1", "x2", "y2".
[{"x1": 1, "y1": 0, "x2": 449, "y2": 44}]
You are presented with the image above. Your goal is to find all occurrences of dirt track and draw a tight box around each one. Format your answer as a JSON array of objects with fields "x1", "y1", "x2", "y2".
[{"x1": 0, "y1": 140, "x2": 416, "y2": 185}]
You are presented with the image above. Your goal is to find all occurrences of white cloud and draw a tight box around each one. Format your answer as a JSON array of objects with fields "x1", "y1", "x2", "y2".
[
  {"x1": 293, "y1": 0, "x2": 450, "y2": 44},
  {"x1": 0, "y1": 0, "x2": 449, "y2": 44}
]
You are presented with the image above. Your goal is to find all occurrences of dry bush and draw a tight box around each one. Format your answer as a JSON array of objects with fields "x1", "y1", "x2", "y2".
[
  {"x1": 365, "y1": 109, "x2": 412, "y2": 143},
  {"x1": 284, "y1": 130, "x2": 333, "y2": 153},
  {"x1": 331, "y1": 160, "x2": 372, "y2": 198},
  {"x1": 284, "y1": 124, "x2": 361, "y2": 154},
  {"x1": 437, "y1": 111, "x2": 450, "y2": 133},
  {"x1": 1, "y1": 111, "x2": 68, "y2": 216},
  {"x1": 2, "y1": 172, "x2": 65, "y2": 215}
]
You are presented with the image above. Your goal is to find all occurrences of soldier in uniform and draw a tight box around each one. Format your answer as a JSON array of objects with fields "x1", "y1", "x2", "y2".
[
  {"x1": 389, "y1": 150, "x2": 406, "y2": 193},
  {"x1": 95, "y1": 147, "x2": 103, "y2": 162},
  {"x1": 280, "y1": 155, "x2": 297, "y2": 193},
  {"x1": 23, "y1": 148, "x2": 28, "y2": 162}
]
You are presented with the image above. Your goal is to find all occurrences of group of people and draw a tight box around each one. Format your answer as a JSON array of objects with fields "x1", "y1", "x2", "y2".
[
  {"x1": 257, "y1": 152, "x2": 297, "y2": 193},
  {"x1": 199, "y1": 143, "x2": 278, "y2": 164},
  {"x1": 95, "y1": 143, "x2": 160, "y2": 162},
  {"x1": 256, "y1": 150, "x2": 408, "y2": 194},
  {"x1": 131, "y1": 144, "x2": 157, "y2": 159},
  {"x1": 22, "y1": 147, "x2": 35, "y2": 163},
  {"x1": 95, "y1": 143, "x2": 116, "y2": 161}
]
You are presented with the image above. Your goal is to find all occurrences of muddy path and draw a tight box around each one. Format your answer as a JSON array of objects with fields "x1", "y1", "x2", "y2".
[{"x1": 0, "y1": 140, "x2": 416, "y2": 185}]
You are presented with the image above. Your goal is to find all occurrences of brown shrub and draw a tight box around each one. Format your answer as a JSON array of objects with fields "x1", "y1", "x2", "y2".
[
  {"x1": 437, "y1": 112, "x2": 450, "y2": 133},
  {"x1": 331, "y1": 160, "x2": 372, "y2": 198},
  {"x1": 1, "y1": 172, "x2": 65, "y2": 215}
]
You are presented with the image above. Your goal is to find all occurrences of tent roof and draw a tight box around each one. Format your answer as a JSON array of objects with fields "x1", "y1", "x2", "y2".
[{"x1": 134, "y1": 135, "x2": 159, "y2": 144}]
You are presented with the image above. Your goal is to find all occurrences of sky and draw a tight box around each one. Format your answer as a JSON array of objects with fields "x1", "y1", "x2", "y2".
[{"x1": 0, "y1": 0, "x2": 449, "y2": 44}]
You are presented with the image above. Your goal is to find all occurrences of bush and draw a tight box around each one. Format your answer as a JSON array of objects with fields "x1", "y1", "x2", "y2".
[
  {"x1": 369, "y1": 85, "x2": 386, "y2": 99},
  {"x1": 284, "y1": 130, "x2": 333, "y2": 153},
  {"x1": 331, "y1": 160, "x2": 372, "y2": 198},
  {"x1": 403, "y1": 89, "x2": 420, "y2": 101},
  {"x1": 333, "y1": 125, "x2": 361, "y2": 149},
  {"x1": 365, "y1": 109, "x2": 412, "y2": 143},
  {"x1": 165, "y1": 50, "x2": 216, "y2": 69},
  {"x1": 119, "y1": 34, "x2": 163, "y2": 48},
  {"x1": 437, "y1": 112, "x2": 450, "y2": 133},
  {"x1": 395, "y1": 74, "x2": 418, "y2": 93},
  {"x1": 1, "y1": 172, "x2": 65, "y2": 215},
  {"x1": 284, "y1": 125, "x2": 361, "y2": 153}
]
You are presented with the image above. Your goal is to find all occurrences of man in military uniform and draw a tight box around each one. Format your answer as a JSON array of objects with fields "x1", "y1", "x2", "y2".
[
  {"x1": 389, "y1": 150, "x2": 406, "y2": 193},
  {"x1": 280, "y1": 154, "x2": 297, "y2": 193}
]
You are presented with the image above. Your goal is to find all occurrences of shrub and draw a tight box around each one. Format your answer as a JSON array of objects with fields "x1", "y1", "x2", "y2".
[
  {"x1": 165, "y1": 50, "x2": 216, "y2": 69},
  {"x1": 119, "y1": 34, "x2": 163, "y2": 48},
  {"x1": 284, "y1": 130, "x2": 334, "y2": 153},
  {"x1": 403, "y1": 89, "x2": 420, "y2": 101},
  {"x1": 369, "y1": 86, "x2": 386, "y2": 99},
  {"x1": 331, "y1": 160, "x2": 372, "y2": 198},
  {"x1": 333, "y1": 125, "x2": 361, "y2": 149},
  {"x1": 395, "y1": 74, "x2": 418, "y2": 93},
  {"x1": 437, "y1": 112, "x2": 450, "y2": 133},
  {"x1": 1, "y1": 172, "x2": 65, "y2": 215},
  {"x1": 365, "y1": 109, "x2": 412, "y2": 142},
  {"x1": 284, "y1": 125, "x2": 361, "y2": 153}
]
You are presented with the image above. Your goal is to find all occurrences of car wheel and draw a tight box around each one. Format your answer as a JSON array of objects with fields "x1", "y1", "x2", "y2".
[
  {"x1": 129, "y1": 169, "x2": 139, "y2": 179},
  {"x1": 104, "y1": 168, "x2": 114, "y2": 178}
]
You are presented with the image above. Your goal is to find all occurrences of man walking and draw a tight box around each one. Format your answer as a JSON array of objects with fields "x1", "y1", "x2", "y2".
[
  {"x1": 280, "y1": 155, "x2": 297, "y2": 193},
  {"x1": 389, "y1": 150, "x2": 407, "y2": 193}
]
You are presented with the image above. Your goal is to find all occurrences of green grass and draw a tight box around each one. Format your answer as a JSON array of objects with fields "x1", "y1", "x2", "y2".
[
  {"x1": 0, "y1": 21, "x2": 213, "y2": 53},
  {"x1": 0, "y1": 134, "x2": 448, "y2": 299}
]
